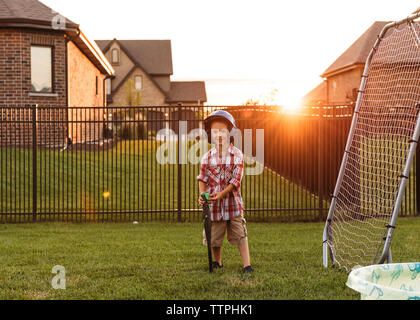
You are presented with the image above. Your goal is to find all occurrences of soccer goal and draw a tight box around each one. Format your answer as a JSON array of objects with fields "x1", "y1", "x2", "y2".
[{"x1": 323, "y1": 12, "x2": 420, "y2": 272}]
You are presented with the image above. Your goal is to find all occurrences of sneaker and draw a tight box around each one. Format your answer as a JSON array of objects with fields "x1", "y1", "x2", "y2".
[
  {"x1": 243, "y1": 265, "x2": 254, "y2": 273},
  {"x1": 212, "y1": 262, "x2": 223, "y2": 269}
]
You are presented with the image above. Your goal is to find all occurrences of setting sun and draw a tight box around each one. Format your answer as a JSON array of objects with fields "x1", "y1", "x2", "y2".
[
  {"x1": 281, "y1": 104, "x2": 303, "y2": 114},
  {"x1": 271, "y1": 90, "x2": 304, "y2": 114}
]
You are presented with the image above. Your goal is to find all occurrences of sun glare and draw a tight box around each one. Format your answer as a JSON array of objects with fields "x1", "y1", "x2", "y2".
[
  {"x1": 264, "y1": 88, "x2": 305, "y2": 114},
  {"x1": 280, "y1": 104, "x2": 301, "y2": 114},
  {"x1": 274, "y1": 94, "x2": 303, "y2": 114}
]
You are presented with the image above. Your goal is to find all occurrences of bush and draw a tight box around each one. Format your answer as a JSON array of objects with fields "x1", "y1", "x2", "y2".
[
  {"x1": 136, "y1": 124, "x2": 146, "y2": 139},
  {"x1": 117, "y1": 124, "x2": 146, "y2": 140},
  {"x1": 118, "y1": 125, "x2": 132, "y2": 140},
  {"x1": 103, "y1": 126, "x2": 114, "y2": 139}
]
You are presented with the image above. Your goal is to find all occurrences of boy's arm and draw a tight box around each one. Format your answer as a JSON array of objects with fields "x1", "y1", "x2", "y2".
[
  {"x1": 197, "y1": 154, "x2": 208, "y2": 186},
  {"x1": 197, "y1": 156, "x2": 209, "y2": 205},
  {"x1": 198, "y1": 180, "x2": 208, "y2": 206},
  {"x1": 209, "y1": 183, "x2": 234, "y2": 201},
  {"x1": 222, "y1": 184, "x2": 234, "y2": 196},
  {"x1": 229, "y1": 155, "x2": 244, "y2": 190},
  {"x1": 199, "y1": 180, "x2": 207, "y2": 194}
]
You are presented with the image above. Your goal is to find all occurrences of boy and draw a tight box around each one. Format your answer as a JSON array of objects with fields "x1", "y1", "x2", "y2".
[{"x1": 197, "y1": 110, "x2": 254, "y2": 273}]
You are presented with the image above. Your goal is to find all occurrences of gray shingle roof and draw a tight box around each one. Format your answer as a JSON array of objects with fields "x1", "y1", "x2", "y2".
[
  {"x1": 167, "y1": 81, "x2": 207, "y2": 103},
  {"x1": 0, "y1": 0, "x2": 78, "y2": 29},
  {"x1": 95, "y1": 39, "x2": 173, "y2": 75},
  {"x1": 321, "y1": 21, "x2": 389, "y2": 77}
]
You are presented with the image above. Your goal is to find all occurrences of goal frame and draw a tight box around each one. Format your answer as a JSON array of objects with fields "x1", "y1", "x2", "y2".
[{"x1": 323, "y1": 11, "x2": 420, "y2": 269}]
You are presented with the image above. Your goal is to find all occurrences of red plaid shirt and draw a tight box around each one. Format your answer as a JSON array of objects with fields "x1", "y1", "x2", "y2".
[{"x1": 197, "y1": 143, "x2": 245, "y2": 221}]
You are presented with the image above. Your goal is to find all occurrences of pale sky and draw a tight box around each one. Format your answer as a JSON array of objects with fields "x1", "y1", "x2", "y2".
[{"x1": 43, "y1": 0, "x2": 420, "y2": 105}]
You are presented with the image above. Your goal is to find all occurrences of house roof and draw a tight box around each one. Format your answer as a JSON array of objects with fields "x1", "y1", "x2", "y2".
[
  {"x1": 321, "y1": 21, "x2": 389, "y2": 78},
  {"x1": 0, "y1": 0, "x2": 78, "y2": 30},
  {"x1": 0, "y1": 0, "x2": 114, "y2": 76},
  {"x1": 301, "y1": 81, "x2": 327, "y2": 106},
  {"x1": 73, "y1": 31, "x2": 114, "y2": 76},
  {"x1": 166, "y1": 81, "x2": 207, "y2": 103},
  {"x1": 95, "y1": 39, "x2": 173, "y2": 75}
]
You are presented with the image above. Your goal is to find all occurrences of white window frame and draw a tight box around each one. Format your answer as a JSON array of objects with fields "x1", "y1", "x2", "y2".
[
  {"x1": 111, "y1": 48, "x2": 120, "y2": 64},
  {"x1": 31, "y1": 45, "x2": 53, "y2": 93},
  {"x1": 134, "y1": 75, "x2": 143, "y2": 91}
]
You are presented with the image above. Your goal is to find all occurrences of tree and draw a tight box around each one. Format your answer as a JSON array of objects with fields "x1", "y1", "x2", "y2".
[
  {"x1": 242, "y1": 89, "x2": 280, "y2": 106},
  {"x1": 125, "y1": 79, "x2": 142, "y2": 107}
]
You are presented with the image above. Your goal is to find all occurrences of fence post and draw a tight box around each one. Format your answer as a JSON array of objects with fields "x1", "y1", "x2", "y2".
[
  {"x1": 177, "y1": 104, "x2": 182, "y2": 222},
  {"x1": 318, "y1": 110, "x2": 324, "y2": 221},
  {"x1": 32, "y1": 104, "x2": 37, "y2": 222}
]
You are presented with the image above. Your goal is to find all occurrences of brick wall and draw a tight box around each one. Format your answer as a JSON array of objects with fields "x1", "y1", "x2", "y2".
[
  {"x1": 0, "y1": 28, "x2": 67, "y2": 146},
  {"x1": 0, "y1": 28, "x2": 67, "y2": 107},
  {"x1": 0, "y1": 27, "x2": 107, "y2": 147},
  {"x1": 67, "y1": 41, "x2": 105, "y2": 107},
  {"x1": 67, "y1": 40, "x2": 105, "y2": 144}
]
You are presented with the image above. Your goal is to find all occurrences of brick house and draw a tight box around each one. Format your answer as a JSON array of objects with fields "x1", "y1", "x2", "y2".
[
  {"x1": 0, "y1": 0, "x2": 114, "y2": 146},
  {"x1": 95, "y1": 39, "x2": 207, "y2": 107},
  {"x1": 302, "y1": 21, "x2": 389, "y2": 106}
]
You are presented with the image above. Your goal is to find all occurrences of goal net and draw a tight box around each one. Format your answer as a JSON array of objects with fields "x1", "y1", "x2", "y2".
[{"x1": 323, "y1": 16, "x2": 420, "y2": 271}]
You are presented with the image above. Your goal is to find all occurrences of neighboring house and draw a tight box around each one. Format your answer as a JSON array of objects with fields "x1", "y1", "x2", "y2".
[
  {"x1": 95, "y1": 39, "x2": 207, "y2": 106},
  {"x1": 0, "y1": 0, "x2": 114, "y2": 145},
  {"x1": 302, "y1": 21, "x2": 389, "y2": 106},
  {"x1": 301, "y1": 81, "x2": 327, "y2": 107}
]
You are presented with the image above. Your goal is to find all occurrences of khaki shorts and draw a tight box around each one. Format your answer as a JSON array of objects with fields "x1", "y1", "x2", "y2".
[{"x1": 203, "y1": 213, "x2": 248, "y2": 247}]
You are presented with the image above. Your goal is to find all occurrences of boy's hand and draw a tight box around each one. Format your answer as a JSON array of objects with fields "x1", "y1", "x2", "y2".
[
  {"x1": 198, "y1": 196, "x2": 205, "y2": 207},
  {"x1": 209, "y1": 191, "x2": 225, "y2": 202}
]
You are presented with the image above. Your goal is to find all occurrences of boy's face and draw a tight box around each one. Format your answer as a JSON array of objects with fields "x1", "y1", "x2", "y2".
[{"x1": 210, "y1": 121, "x2": 229, "y2": 149}]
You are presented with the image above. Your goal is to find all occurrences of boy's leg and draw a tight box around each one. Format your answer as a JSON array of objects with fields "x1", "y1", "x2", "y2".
[
  {"x1": 227, "y1": 213, "x2": 251, "y2": 267},
  {"x1": 210, "y1": 221, "x2": 227, "y2": 265},
  {"x1": 238, "y1": 238, "x2": 250, "y2": 267},
  {"x1": 212, "y1": 247, "x2": 222, "y2": 265}
]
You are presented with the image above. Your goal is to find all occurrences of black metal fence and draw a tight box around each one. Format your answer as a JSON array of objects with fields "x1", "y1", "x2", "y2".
[{"x1": 0, "y1": 104, "x2": 418, "y2": 223}]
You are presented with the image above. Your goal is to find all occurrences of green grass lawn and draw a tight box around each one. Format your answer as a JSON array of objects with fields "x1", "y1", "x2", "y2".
[
  {"x1": 0, "y1": 217, "x2": 419, "y2": 300},
  {"x1": 0, "y1": 140, "x2": 323, "y2": 222}
]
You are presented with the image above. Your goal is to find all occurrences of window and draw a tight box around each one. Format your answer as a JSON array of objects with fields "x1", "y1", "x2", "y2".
[
  {"x1": 95, "y1": 76, "x2": 98, "y2": 96},
  {"x1": 31, "y1": 46, "x2": 52, "y2": 93},
  {"x1": 135, "y1": 75, "x2": 142, "y2": 91},
  {"x1": 111, "y1": 48, "x2": 120, "y2": 64},
  {"x1": 106, "y1": 78, "x2": 111, "y2": 95}
]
